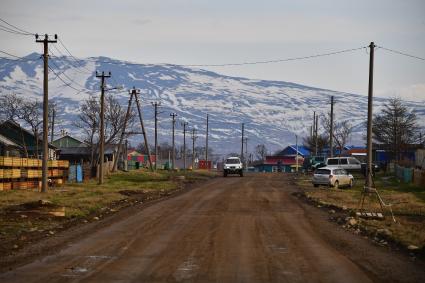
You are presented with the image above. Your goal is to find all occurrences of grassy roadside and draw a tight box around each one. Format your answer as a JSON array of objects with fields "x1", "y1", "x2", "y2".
[
  {"x1": 0, "y1": 169, "x2": 217, "y2": 255},
  {"x1": 295, "y1": 172, "x2": 425, "y2": 252}
]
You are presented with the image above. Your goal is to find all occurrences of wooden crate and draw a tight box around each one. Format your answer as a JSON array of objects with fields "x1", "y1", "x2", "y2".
[
  {"x1": 0, "y1": 157, "x2": 13, "y2": 167},
  {"x1": 0, "y1": 169, "x2": 3, "y2": 179},
  {"x1": 48, "y1": 160, "x2": 59, "y2": 168},
  {"x1": 12, "y1": 157, "x2": 22, "y2": 167},
  {"x1": 27, "y1": 181, "x2": 39, "y2": 189},
  {"x1": 58, "y1": 160, "x2": 70, "y2": 168},
  {"x1": 0, "y1": 182, "x2": 12, "y2": 191},
  {"x1": 27, "y1": 159, "x2": 41, "y2": 167},
  {"x1": 21, "y1": 169, "x2": 42, "y2": 178},
  {"x1": 21, "y1": 158, "x2": 29, "y2": 167}
]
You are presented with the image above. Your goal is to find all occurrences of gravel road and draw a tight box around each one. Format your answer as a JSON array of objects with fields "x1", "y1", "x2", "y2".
[{"x1": 1, "y1": 173, "x2": 424, "y2": 282}]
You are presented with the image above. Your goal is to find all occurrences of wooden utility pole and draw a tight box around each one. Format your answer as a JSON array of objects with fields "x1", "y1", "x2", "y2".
[
  {"x1": 95, "y1": 71, "x2": 111, "y2": 185},
  {"x1": 244, "y1": 137, "x2": 248, "y2": 169},
  {"x1": 205, "y1": 114, "x2": 209, "y2": 168},
  {"x1": 182, "y1": 121, "x2": 188, "y2": 170},
  {"x1": 36, "y1": 34, "x2": 57, "y2": 193},
  {"x1": 151, "y1": 102, "x2": 161, "y2": 170},
  {"x1": 133, "y1": 87, "x2": 154, "y2": 172},
  {"x1": 112, "y1": 92, "x2": 134, "y2": 172},
  {"x1": 365, "y1": 42, "x2": 375, "y2": 189},
  {"x1": 330, "y1": 96, "x2": 334, "y2": 157},
  {"x1": 296, "y1": 134, "x2": 299, "y2": 173},
  {"x1": 170, "y1": 113, "x2": 177, "y2": 170},
  {"x1": 191, "y1": 128, "x2": 197, "y2": 169},
  {"x1": 314, "y1": 112, "x2": 319, "y2": 156},
  {"x1": 50, "y1": 102, "x2": 56, "y2": 143},
  {"x1": 241, "y1": 123, "x2": 245, "y2": 162}
]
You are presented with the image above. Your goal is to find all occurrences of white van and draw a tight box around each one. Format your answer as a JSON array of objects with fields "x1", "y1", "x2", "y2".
[{"x1": 325, "y1": 157, "x2": 361, "y2": 171}]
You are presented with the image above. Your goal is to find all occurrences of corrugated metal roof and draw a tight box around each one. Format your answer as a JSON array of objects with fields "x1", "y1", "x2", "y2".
[{"x1": 0, "y1": 133, "x2": 21, "y2": 148}]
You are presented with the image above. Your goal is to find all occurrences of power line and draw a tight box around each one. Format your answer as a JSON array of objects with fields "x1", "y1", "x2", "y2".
[
  {"x1": 0, "y1": 25, "x2": 32, "y2": 36},
  {"x1": 0, "y1": 18, "x2": 34, "y2": 35},
  {"x1": 377, "y1": 46, "x2": 425, "y2": 62},
  {"x1": 0, "y1": 49, "x2": 40, "y2": 62},
  {"x1": 57, "y1": 37, "x2": 93, "y2": 73},
  {"x1": 51, "y1": 44, "x2": 92, "y2": 75},
  {"x1": 183, "y1": 46, "x2": 367, "y2": 67},
  {"x1": 28, "y1": 46, "x2": 367, "y2": 68},
  {"x1": 48, "y1": 65, "x2": 96, "y2": 95},
  {"x1": 48, "y1": 51, "x2": 89, "y2": 89}
]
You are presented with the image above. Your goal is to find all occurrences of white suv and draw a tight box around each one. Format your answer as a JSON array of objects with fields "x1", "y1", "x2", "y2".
[
  {"x1": 312, "y1": 167, "x2": 354, "y2": 189},
  {"x1": 223, "y1": 157, "x2": 243, "y2": 177}
]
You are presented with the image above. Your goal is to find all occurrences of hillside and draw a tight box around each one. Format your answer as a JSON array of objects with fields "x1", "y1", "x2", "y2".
[{"x1": 1, "y1": 53, "x2": 424, "y2": 155}]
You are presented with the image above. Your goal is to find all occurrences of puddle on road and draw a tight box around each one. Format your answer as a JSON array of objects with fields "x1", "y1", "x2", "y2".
[
  {"x1": 267, "y1": 244, "x2": 289, "y2": 254},
  {"x1": 61, "y1": 255, "x2": 117, "y2": 277},
  {"x1": 174, "y1": 256, "x2": 199, "y2": 281}
]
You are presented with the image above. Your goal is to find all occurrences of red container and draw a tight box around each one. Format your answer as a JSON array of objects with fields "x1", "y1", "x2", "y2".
[{"x1": 198, "y1": 160, "x2": 212, "y2": 170}]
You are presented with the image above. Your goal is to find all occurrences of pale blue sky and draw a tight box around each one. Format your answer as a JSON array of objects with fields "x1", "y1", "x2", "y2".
[{"x1": 1, "y1": 0, "x2": 424, "y2": 100}]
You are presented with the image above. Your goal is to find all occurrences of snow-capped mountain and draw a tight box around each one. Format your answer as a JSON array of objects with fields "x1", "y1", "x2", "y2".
[{"x1": 1, "y1": 53, "x2": 424, "y2": 156}]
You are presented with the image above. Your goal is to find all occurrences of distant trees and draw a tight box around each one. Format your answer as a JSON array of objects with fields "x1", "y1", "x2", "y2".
[
  {"x1": 74, "y1": 94, "x2": 133, "y2": 167},
  {"x1": 303, "y1": 134, "x2": 328, "y2": 156},
  {"x1": 255, "y1": 144, "x2": 267, "y2": 161},
  {"x1": 322, "y1": 114, "x2": 353, "y2": 155},
  {"x1": 0, "y1": 93, "x2": 23, "y2": 121},
  {"x1": 372, "y1": 97, "x2": 420, "y2": 162}
]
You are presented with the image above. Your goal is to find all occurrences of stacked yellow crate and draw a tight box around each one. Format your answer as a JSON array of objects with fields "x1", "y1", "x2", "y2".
[
  {"x1": 1, "y1": 157, "x2": 70, "y2": 190},
  {"x1": 0, "y1": 157, "x2": 13, "y2": 167}
]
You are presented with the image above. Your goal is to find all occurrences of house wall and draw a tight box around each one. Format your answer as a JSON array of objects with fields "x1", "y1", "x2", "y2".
[{"x1": 52, "y1": 137, "x2": 82, "y2": 148}]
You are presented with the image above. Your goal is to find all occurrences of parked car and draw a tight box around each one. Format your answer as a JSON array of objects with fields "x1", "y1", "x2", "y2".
[
  {"x1": 302, "y1": 156, "x2": 326, "y2": 171},
  {"x1": 312, "y1": 167, "x2": 354, "y2": 189},
  {"x1": 325, "y1": 157, "x2": 361, "y2": 171},
  {"x1": 223, "y1": 157, "x2": 243, "y2": 177}
]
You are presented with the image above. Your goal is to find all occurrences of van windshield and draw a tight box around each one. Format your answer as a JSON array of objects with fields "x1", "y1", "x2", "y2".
[{"x1": 226, "y1": 159, "x2": 240, "y2": 164}]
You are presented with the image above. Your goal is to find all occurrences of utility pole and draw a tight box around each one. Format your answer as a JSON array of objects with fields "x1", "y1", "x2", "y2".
[
  {"x1": 95, "y1": 71, "x2": 111, "y2": 185},
  {"x1": 112, "y1": 91, "x2": 134, "y2": 172},
  {"x1": 314, "y1": 112, "x2": 319, "y2": 156},
  {"x1": 313, "y1": 111, "x2": 316, "y2": 156},
  {"x1": 36, "y1": 34, "x2": 57, "y2": 193},
  {"x1": 191, "y1": 128, "x2": 197, "y2": 169},
  {"x1": 182, "y1": 121, "x2": 188, "y2": 170},
  {"x1": 151, "y1": 102, "x2": 161, "y2": 170},
  {"x1": 50, "y1": 102, "x2": 56, "y2": 143},
  {"x1": 296, "y1": 134, "x2": 299, "y2": 173},
  {"x1": 244, "y1": 137, "x2": 248, "y2": 169},
  {"x1": 365, "y1": 42, "x2": 375, "y2": 189},
  {"x1": 170, "y1": 113, "x2": 177, "y2": 170},
  {"x1": 330, "y1": 96, "x2": 334, "y2": 157},
  {"x1": 241, "y1": 123, "x2": 245, "y2": 163},
  {"x1": 133, "y1": 87, "x2": 154, "y2": 172},
  {"x1": 205, "y1": 114, "x2": 209, "y2": 169}
]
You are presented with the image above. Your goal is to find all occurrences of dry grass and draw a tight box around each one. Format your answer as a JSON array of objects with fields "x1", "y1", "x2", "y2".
[
  {"x1": 296, "y1": 172, "x2": 425, "y2": 248},
  {"x1": 0, "y1": 169, "x2": 217, "y2": 253}
]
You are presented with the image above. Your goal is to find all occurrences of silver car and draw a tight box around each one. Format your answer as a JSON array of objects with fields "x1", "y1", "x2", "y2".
[{"x1": 312, "y1": 166, "x2": 354, "y2": 189}]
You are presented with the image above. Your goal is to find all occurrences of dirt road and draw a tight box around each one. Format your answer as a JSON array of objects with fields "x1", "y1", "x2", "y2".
[{"x1": 1, "y1": 174, "x2": 424, "y2": 282}]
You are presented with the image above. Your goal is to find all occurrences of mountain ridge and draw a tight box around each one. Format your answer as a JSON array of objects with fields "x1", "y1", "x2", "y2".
[{"x1": 1, "y1": 53, "x2": 424, "y2": 155}]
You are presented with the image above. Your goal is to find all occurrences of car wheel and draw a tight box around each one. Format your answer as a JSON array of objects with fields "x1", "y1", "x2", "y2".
[
  {"x1": 334, "y1": 181, "x2": 339, "y2": 189},
  {"x1": 349, "y1": 179, "x2": 353, "y2": 188},
  {"x1": 223, "y1": 172, "x2": 227, "y2": 177}
]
